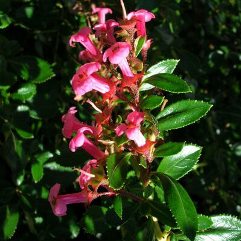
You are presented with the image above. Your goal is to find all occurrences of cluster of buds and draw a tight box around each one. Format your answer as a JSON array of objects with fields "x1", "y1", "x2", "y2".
[{"x1": 49, "y1": 5, "x2": 156, "y2": 216}]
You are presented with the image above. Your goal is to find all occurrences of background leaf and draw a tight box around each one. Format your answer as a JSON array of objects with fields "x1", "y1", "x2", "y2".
[{"x1": 3, "y1": 207, "x2": 19, "y2": 239}]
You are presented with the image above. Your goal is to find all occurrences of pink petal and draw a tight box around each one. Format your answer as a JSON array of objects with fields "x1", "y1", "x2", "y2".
[
  {"x1": 115, "y1": 124, "x2": 127, "y2": 136},
  {"x1": 127, "y1": 111, "x2": 144, "y2": 126},
  {"x1": 69, "y1": 27, "x2": 91, "y2": 47},
  {"x1": 126, "y1": 127, "x2": 146, "y2": 147},
  {"x1": 76, "y1": 62, "x2": 101, "y2": 77},
  {"x1": 69, "y1": 131, "x2": 85, "y2": 152}
]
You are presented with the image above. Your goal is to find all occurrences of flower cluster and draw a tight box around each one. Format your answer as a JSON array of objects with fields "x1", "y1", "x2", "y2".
[{"x1": 49, "y1": 6, "x2": 156, "y2": 216}]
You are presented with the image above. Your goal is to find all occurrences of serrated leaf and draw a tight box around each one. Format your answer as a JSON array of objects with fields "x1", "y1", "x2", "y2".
[
  {"x1": 134, "y1": 36, "x2": 146, "y2": 56},
  {"x1": 197, "y1": 215, "x2": 213, "y2": 231},
  {"x1": 12, "y1": 56, "x2": 55, "y2": 84},
  {"x1": 195, "y1": 215, "x2": 241, "y2": 241},
  {"x1": 141, "y1": 95, "x2": 164, "y2": 110},
  {"x1": 31, "y1": 162, "x2": 43, "y2": 183},
  {"x1": 145, "y1": 73, "x2": 191, "y2": 93},
  {"x1": 155, "y1": 142, "x2": 184, "y2": 157},
  {"x1": 12, "y1": 83, "x2": 36, "y2": 101},
  {"x1": 107, "y1": 153, "x2": 131, "y2": 189},
  {"x1": 113, "y1": 196, "x2": 123, "y2": 219},
  {"x1": 0, "y1": 12, "x2": 12, "y2": 29},
  {"x1": 3, "y1": 207, "x2": 19, "y2": 239},
  {"x1": 141, "y1": 59, "x2": 179, "y2": 91},
  {"x1": 159, "y1": 174, "x2": 198, "y2": 241},
  {"x1": 157, "y1": 144, "x2": 202, "y2": 179},
  {"x1": 157, "y1": 100, "x2": 212, "y2": 131}
]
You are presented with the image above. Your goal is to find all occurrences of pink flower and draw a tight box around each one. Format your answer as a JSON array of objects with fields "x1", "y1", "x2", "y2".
[
  {"x1": 69, "y1": 127, "x2": 105, "y2": 160},
  {"x1": 94, "y1": 19, "x2": 119, "y2": 44},
  {"x1": 62, "y1": 107, "x2": 100, "y2": 138},
  {"x1": 103, "y1": 42, "x2": 134, "y2": 77},
  {"x1": 78, "y1": 159, "x2": 98, "y2": 189},
  {"x1": 127, "y1": 9, "x2": 155, "y2": 36},
  {"x1": 71, "y1": 62, "x2": 110, "y2": 97},
  {"x1": 69, "y1": 27, "x2": 100, "y2": 56},
  {"x1": 115, "y1": 111, "x2": 146, "y2": 147},
  {"x1": 48, "y1": 183, "x2": 88, "y2": 216},
  {"x1": 92, "y1": 7, "x2": 112, "y2": 24}
]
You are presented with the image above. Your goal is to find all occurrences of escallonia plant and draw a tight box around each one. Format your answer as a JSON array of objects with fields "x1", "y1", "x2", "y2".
[{"x1": 49, "y1": 1, "x2": 241, "y2": 241}]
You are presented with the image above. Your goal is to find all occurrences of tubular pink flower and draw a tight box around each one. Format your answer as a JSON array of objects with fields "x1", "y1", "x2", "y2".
[
  {"x1": 115, "y1": 111, "x2": 146, "y2": 147},
  {"x1": 71, "y1": 62, "x2": 110, "y2": 97},
  {"x1": 92, "y1": 7, "x2": 112, "y2": 24},
  {"x1": 79, "y1": 159, "x2": 98, "y2": 189},
  {"x1": 94, "y1": 19, "x2": 119, "y2": 44},
  {"x1": 127, "y1": 9, "x2": 155, "y2": 36},
  {"x1": 48, "y1": 183, "x2": 88, "y2": 216},
  {"x1": 62, "y1": 107, "x2": 100, "y2": 138},
  {"x1": 103, "y1": 42, "x2": 134, "y2": 77},
  {"x1": 69, "y1": 127, "x2": 105, "y2": 160},
  {"x1": 69, "y1": 27, "x2": 99, "y2": 56}
]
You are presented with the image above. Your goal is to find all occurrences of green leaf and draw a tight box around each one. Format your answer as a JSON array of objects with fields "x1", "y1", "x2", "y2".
[
  {"x1": 145, "y1": 73, "x2": 191, "y2": 93},
  {"x1": 134, "y1": 36, "x2": 146, "y2": 57},
  {"x1": 12, "y1": 56, "x2": 55, "y2": 84},
  {"x1": 0, "y1": 12, "x2": 12, "y2": 29},
  {"x1": 35, "y1": 151, "x2": 53, "y2": 164},
  {"x1": 195, "y1": 215, "x2": 241, "y2": 241},
  {"x1": 107, "y1": 153, "x2": 131, "y2": 190},
  {"x1": 155, "y1": 142, "x2": 184, "y2": 157},
  {"x1": 157, "y1": 144, "x2": 202, "y2": 179},
  {"x1": 159, "y1": 174, "x2": 198, "y2": 240},
  {"x1": 197, "y1": 215, "x2": 213, "y2": 231},
  {"x1": 3, "y1": 207, "x2": 19, "y2": 239},
  {"x1": 141, "y1": 95, "x2": 164, "y2": 110},
  {"x1": 31, "y1": 162, "x2": 43, "y2": 183},
  {"x1": 113, "y1": 196, "x2": 123, "y2": 219},
  {"x1": 141, "y1": 59, "x2": 179, "y2": 91},
  {"x1": 157, "y1": 100, "x2": 212, "y2": 131},
  {"x1": 82, "y1": 206, "x2": 109, "y2": 235},
  {"x1": 12, "y1": 83, "x2": 36, "y2": 101}
]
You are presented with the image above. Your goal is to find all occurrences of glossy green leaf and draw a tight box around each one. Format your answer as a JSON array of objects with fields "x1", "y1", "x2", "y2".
[
  {"x1": 195, "y1": 215, "x2": 241, "y2": 241},
  {"x1": 15, "y1": 128, "x2": 34, "y2": 139},
  {"x1": 141, "y1": 59, "x2": 179, "y2": 91},
  {"x1": 157, "y1": 100, "x2": 212, "y2": 131},
  {"x1": 12, "y1": 56, "x2": 55, "y2": 84},
  {"x1": 141, "y1": 95, "x2": 164, "y2": 110},
  {"x1": 107, "y1": 153, "x2": 131, "y2": 190},
  {"x1": 113, "y1": 196, "x2": 123, "y2": 219},
  {"x1": 35, "y1": 151, "x2": 53, "y2": 164},
  {"x1": 31, "y1": 162, "x2": 43, "y2": 183},
  {"x1": 145, "y1": 73, "x2": 191, "y2": 93},
  {"x1": 12, "y1": 83, "x2": 36, "y2": 101},
  {"x1": 197, "y1": 215, "x2": 213, "y2": 231},
  {"x1": 134, "y1": 36, "x2": 146, "y2": 56},
  {"x1": 159, "y1": 174, "x2": 198, "y2": 240},
  {"x1": 155, "y1": 142, "x2": 184, "y2": 157},
  {"x1": 0, "y1": 12, "x2": 12, "y2": 29},
  {"x1": 3, "y1": 207, "x2": 19, "y2": 239},
  {"x1": 157, "y1": 144, "x2": 202, "y2": 179}
]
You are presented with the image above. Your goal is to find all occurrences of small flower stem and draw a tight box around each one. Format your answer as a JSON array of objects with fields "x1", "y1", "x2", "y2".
[{"x1": 120, "y1": 0, "x2": 127, "y2": 19}]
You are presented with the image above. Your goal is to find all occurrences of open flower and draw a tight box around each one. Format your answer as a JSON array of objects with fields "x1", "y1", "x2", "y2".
[
  {"x1": 115, "y1": 111, "x2": 146, "y2": 147},
  {"x1": 103, "y1": 42, "x2": 133, "y2": 77},
  {"x1": 69, "y1": 127, "x2": 105, "y2": 160},
  {"x1": 92, "y1": 7, "x2": 112, "y2": 24},
  {"x1": 48, "y1": 183, "x2": 88, "y2": 216},
  {"x1": 69, "y1": 27, "x2": 100, "y2": 57},
  {"x1": 94, "y1": 19, "x2": 119, "y2": 44},
  {"x1": 71, "y1": 62, "x2": 110, "y2": 98},
  {"x1": 127, "y1": 9, "x2": 155, "y2": 37}
]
